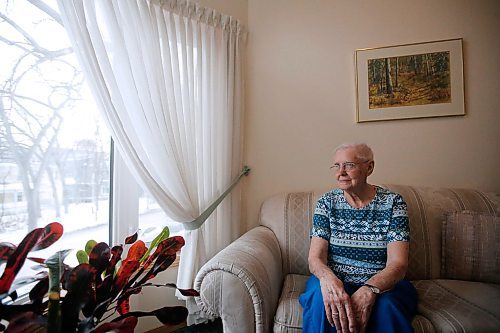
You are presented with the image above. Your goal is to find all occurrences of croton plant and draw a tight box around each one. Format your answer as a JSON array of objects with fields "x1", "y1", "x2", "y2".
[{"x1": 0, "y1": 222, "x2": 198, "y2": 332}]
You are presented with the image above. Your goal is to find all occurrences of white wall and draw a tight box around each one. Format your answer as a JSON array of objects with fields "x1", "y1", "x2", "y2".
[
  {"x1": 132, "y1": 267, "x2": 185, "y2": 332},
  {"x1": 244, "y1": 0, "x2": 500, "y2": 229}
]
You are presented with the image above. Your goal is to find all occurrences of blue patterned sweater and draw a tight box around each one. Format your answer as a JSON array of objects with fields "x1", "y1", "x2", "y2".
[{"x1": 311, "y1": 186, "x2": 409, "y2": 285}]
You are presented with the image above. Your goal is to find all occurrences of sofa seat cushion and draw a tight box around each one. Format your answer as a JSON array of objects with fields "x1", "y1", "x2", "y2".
[
  {"x1": 274, "y1": 274, "x2": 308, "y2": 333},
  {"x1": 412, "y1": 315, "x2": 437, "y2": 333},
  {"x1": 413, "y1": 279, "x2": 500, "y2": 332},
  {"x1": 275, "y1": 276, "x2": 500, "y2": 332},
  {"x1": 274, "y1": 274, "x2": 441, "y2": 333}
]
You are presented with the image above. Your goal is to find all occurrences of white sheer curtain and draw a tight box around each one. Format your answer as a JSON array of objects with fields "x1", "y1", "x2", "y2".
[{"x1": 57, "y1": 0, "x2": 245, "y2": 323}]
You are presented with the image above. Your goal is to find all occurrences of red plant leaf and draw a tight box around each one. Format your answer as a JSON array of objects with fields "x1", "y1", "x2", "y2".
[
  {"x1": 61, "y1": 264, "x2": 97, "y2": 332},
  {"x1": 0, "y1": 228, "x2": 44, "y2": 295},
  {"x1": 125, "y1": 240, "x2": 147, "y2": 261},
  {"x1": 112, "y1": 260, "x2": 140, "y2": 296},
  {"x1": 0, "y1": 302, "x2": 46, "y2": 321},
  {"x1": 84, "y1": 273, "x2": 113, "y2": 320},
  {"x1": 8, "y1": 289, "x2": 18, "y2": 302},
  {"x1": 131, "y1": 254, "x2": 175, "y2": 288},
  {"x1": 147, "y1": 254, "x2": 177, "y2": 283},
  {"x1": 26, "y1": 257, "x2": 46, "y2": 264},
  {"x1": 177, "y1": 288, "x2": 200, "y2": 297},
  {"x1": 106, "y1": 245, "x2": 123, "y2": 276},
  {"x1": 124, "y1": 232, "x2": 138, "y2": 245},
  {"x1": 0, "y1": 242, "x2": 16, "y2": 262},
  {"x1": 31, "y1": 222, "x2": 63, "y2": 251},
  {"x1": 0, "y1": 311, "x2": 47, "y2": 333},
  {"x1": 88, "y1": 242, "x2": 110, "y2": 276},
  {"x1": 143, "y1": 236, "x2": 184, "y2": 270},
  {"x1": 29, "y1": 276, "x2": 49, "y2": 303},
  {"x1": 115, "y1": 284, "x2": 143, "y2": 309},
  {"x1": 117, "y1": 297, "x2": 130, "y2": 315},
  {"x1": 65, "y1": 264, "x2": 96, "y2": 296},
  {"x1": 153, "y1": 306, "x2": 188, "y2": 326},
  {"x1": 158, "y1": 236, "x2": 185, "y2": 255},
  {"x1": 111, "y1": 245, "x2": 124, "y2": 257},
  {"x1": 93, "y1": 315, "x2": 138, "y2": 333}
]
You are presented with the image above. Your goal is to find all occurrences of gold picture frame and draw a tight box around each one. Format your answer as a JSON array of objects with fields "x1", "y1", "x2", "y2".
[{"x1": 355, "y1": 38, "x2": 465, "y2": 122}]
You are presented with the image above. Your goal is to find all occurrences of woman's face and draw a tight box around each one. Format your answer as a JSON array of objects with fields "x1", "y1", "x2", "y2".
[{"x1": 332, "y1": 147, "x2": 373, "y2": 192}]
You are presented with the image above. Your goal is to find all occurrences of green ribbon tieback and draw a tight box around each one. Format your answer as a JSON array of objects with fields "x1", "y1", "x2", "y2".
[{"x1": 182, "y1": 166, "x2": 250, "y2": 231}]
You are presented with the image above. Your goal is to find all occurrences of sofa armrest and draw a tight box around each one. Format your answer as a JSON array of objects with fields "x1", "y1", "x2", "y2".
[{"x1": 194, "y1": 226, "x2": 283, "y2": 333}]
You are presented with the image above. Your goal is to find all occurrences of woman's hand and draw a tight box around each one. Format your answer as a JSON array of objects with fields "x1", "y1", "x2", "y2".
[
  {"x1": 320, "y1": 277, "x2": 358, "y2": 333},
  {"x1": 350, "y1": 286, "x2": 376, "y2": 333},
  {"x1": 308, "y1": 237, "x2": 358, "y2": 332}
]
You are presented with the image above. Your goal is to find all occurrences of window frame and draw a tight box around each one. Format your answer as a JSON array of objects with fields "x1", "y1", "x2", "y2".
[{"x1": 110, "y1": 142, "x2": 140, "y2": 245}]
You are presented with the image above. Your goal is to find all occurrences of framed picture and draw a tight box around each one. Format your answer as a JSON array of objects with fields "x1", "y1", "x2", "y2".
[{"x1": 355, "y1": 38, "x2": 464, "y2": 122}]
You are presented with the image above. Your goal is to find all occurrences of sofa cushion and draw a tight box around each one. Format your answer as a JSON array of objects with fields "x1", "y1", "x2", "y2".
[
  {"x1": 442, "y1": 211, "x2": 500, "y2": 283},
  {"x1": 273, "y1": 274, "x2": 308, "y2": 333},
  {"x1": 260, "y1": 192, "x2": 315, "y2": 276},
  {"x1": 274, "y1": 274, "x2": 451, "y2": 333},
  {"x1": 260, "y1": 186, "x2": 500, "y2": 279},
  {"x1": 412, "y1": 315, "x2": 437, "y2": 333},
  {"x1": 381, "y1": 185, "x2": 500, "y2": 281},
  {"x1": 413, "y1": 279, "x2": 500, "y2": 332}
]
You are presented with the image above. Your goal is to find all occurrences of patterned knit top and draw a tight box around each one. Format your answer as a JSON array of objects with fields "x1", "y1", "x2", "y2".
[{"x1": 311, "y1": 186, "x2": 409, "y2": 285}]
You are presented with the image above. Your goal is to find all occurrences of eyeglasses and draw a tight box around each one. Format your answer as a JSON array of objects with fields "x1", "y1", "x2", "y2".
[{"x1": 330, "y1": 160, "x2": 371, "y2": 172}]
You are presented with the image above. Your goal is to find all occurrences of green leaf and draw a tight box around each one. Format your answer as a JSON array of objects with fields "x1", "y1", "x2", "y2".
[
  {"x1": 140, "y1": 226, "x2": 169, "y2": 263},
  {"x1": 45, "y1": 250, "x2": 70, "y2": 333},
  {"x1": 45, "y1": 249, "x2": 73, "y2": 274},
  {"x1": 76, "y1": 250, "x2": 89, "y2": 264},
  {"x1": 47, "y1": 291, "x2": 62, "y2": 333},
  {"x1": 85, "y1": 240, "x2": 98, "y2": 255}
]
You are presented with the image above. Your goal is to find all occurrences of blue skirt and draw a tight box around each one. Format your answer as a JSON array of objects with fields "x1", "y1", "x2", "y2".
[{"x1": 299, "y1": 275, "x2": 418, "y2": 333}]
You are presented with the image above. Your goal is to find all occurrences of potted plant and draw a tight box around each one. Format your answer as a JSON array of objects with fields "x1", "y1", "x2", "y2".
[{"x1": 0, "y1": 222, "x2": 198, "y2": 332}]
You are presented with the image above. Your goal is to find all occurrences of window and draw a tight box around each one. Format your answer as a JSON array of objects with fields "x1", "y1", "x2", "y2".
[
  {"x1": 112, "y1": 153, "x2": 181, "y2": 245},
  {"x1": 0, "y1": 0, "x2": 111, "y2": 270},
  {"x1": 0, "y1": 1, "x2": 181, "y2": 279}
]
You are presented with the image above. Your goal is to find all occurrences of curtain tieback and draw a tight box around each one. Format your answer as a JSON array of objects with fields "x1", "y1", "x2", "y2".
[{"x1": 182, "y1": 166, "x2": 250, "y2": 231}]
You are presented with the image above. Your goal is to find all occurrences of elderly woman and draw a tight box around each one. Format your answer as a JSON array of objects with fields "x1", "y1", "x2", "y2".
[{"x1": 299, "y1": 143, "x2": 417, "y2": 333}]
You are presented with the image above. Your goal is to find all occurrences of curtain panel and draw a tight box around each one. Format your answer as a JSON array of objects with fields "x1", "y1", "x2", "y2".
[{"x1": 57, "y1": 0, "x2": 245, "y2": 323}]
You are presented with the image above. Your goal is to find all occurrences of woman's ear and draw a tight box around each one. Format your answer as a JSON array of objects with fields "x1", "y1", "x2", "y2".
[{"x1": 367, "y1": 160, "x2": 375, "y2": 176}]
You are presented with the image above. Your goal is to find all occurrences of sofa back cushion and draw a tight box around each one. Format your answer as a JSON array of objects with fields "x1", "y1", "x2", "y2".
[
  {"x1": 260, "y1": 191, "x2": 316, "y2": 276},
  {"x1": 441, "y1": 210, "x2": 500, "y2": 283},
  {"x1": 259, "y1": 185, "x2": 500, "y2": 279},
  {"x1": 384, "y1": 185, "x2": 499, "y2": 280}
]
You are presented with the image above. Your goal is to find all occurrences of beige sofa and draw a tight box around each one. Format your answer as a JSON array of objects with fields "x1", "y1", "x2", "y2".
[{"x1": 194, "y1": 185, "x2": 500, "y2": 332}]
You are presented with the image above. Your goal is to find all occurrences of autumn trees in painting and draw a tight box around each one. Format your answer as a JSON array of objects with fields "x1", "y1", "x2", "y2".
[{"x1": 368, "y1": 51, "x2": 451, "y2": 109}]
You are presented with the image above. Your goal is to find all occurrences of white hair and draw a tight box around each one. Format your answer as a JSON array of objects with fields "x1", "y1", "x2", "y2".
[{"x1": 334, "y1": 142, "x2": 374, "y2": 161}]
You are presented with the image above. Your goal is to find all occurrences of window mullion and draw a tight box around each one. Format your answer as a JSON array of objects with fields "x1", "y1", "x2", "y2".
[{"x1": 111, "y1": 145, "x2": 139, "y2": 245}]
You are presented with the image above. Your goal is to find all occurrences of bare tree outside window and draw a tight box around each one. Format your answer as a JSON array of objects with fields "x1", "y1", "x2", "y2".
[
  {"x1": 0, "y1": 0, "x2": 110, "y2": 259},
  {"x1": 0, "y1": 0, "x2": 181, "y2": 268}
]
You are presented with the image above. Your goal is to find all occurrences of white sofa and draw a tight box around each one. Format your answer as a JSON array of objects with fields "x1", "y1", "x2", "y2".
[{"x1": 194, "y1": 184, "x2": 500, "y2": 332}]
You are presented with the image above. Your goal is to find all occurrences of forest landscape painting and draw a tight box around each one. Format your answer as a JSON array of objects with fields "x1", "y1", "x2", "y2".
[
  {"x1": 355, "y1": 38, "x2": 464, "y2": 122},
  {"x1": 368, "y1": 51, "x2": 450, "y2": 109}
]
